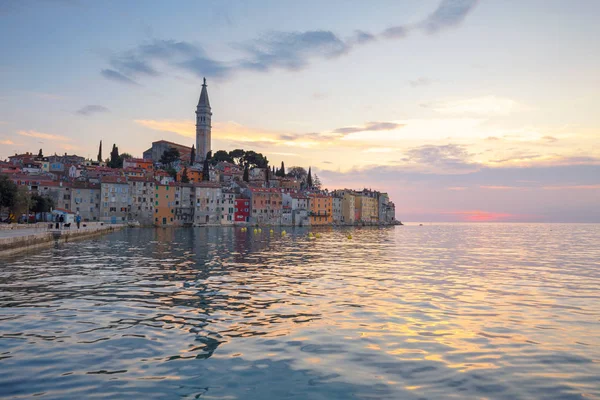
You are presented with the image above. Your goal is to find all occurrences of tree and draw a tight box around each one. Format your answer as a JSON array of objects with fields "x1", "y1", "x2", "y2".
[
  {"x1": 31, "y1": 194, "x2": 54, "y2": 221},
  {"x1": 38, "y1": 149, "x2": 43, "y2": 158},
  {"x1": 307, "y1": 167, "x2": 313, "y2": 188},
  {"x1": 166, "y1": 167, "x2": 177, "y2": 182},
  {"x1": 109, "y1": 144, "x2": 120, "y2": 168},
  {"x1": 190, "y1": 145, "x2": 196, "y2": 165},
  {"x1": 313, "y1": 174, "x2": 322, "y2": 190},
  {"x1": 211, "y1": 150, "x2": 233, "y2": 165},
  {"x1": 160, "y1": 147, "x2": 180, "y2": 167},
  {"x1": 97, "y1": 140, "x2": 102, "y2": 162},
  {"x1": 0, "y1": 175, "x2": 18, "y2": 221},
  {"x1": 266, "y1": 164, "x2": 270, "y2": 183},
  {"x1": 287, "y1": 166, "x2": 307, "y2": 180},
  {"x1": 243, "y1": 164, "x2": 249, "y2": 182},
  {"x1": 229, "y1": 149, "x2": 245, "y2": 166},
  {"x1": 202, "y1": 157, "x2": 210, "y2": 181},
  {"x1": 242, "y1": 150, "x2": 268, "y2": 169},
  {"x1": 279, "y1": 161, "x2": 285, "y2": 177},
  {"x1": 181, "y1": 167, "x2": 190, "y2": 183}
]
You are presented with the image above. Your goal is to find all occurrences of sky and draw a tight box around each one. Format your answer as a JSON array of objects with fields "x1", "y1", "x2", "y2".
[{"x1": 1, "y1": 0, "x2": 599, "y2": 222}]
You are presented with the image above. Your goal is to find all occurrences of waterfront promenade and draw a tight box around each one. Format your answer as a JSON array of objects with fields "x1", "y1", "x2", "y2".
[{"x1": 0, "y1": 222, "x2": 125, "y2": 254}]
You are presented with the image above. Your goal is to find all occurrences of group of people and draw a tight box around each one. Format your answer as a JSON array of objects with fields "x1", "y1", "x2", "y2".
[{"x1": 53, "y1": 214, "x2": 82, "y2": 229}]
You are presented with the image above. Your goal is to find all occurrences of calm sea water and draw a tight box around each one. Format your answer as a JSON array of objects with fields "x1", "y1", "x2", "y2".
[{"x1": 0, "y1": 224, "x2": 599, "y2": 399}]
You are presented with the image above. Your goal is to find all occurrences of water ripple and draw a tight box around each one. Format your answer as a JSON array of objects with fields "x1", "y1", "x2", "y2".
[{"x1": 0, "y1": 224, "x2": 599, "y2": 399}]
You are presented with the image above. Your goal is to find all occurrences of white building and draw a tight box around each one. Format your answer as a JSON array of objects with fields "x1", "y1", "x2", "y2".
[
  {"x1": 193, "y1": 182, "x2": 222, "y2": 225},
  {"x1": 100, "y1": 176, "x2": 130, "y2": 223}
]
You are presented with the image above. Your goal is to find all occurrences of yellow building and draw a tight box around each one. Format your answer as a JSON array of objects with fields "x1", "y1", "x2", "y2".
[
  {"x1": 309, "y1": 194, "x2": 333, "y2": 225},
  {"x1": 155, "y1": 183, "x2": 176, "y2": 226},
  {"x1": 355, "y1": 192, "x2": 378, "y2": 224},
  {"x1": 336, "y1": 190, "x2": 356, "y2": 225}
]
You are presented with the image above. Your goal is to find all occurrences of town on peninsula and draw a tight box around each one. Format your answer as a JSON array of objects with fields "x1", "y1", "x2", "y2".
[{"x1": 0, "y1": 79, "x2": 399, "y2": 228}]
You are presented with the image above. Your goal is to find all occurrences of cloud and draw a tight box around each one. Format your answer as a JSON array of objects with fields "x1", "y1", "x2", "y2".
[
  {"x1": 419, "y1": 0, "x2": 479, "y2": 34},
  {"x1": 424, "y1": 96, "x2": 528, "y2": 116},
  {"x1": 134, "y1": 119, "x2": 195, "y2": 137},
  {"x1": 101, "y1": 69, "x2": 139, "y2": 85},
  {"x1": 76, "y1": 105, "x2": 110, "y2": 116},
  {"x1": 542, "y1": 135, "x2": 558, "y2": 143},
  {"x1": 0, "y1": 139, "x2": 15, "y2": 145},
  {"x1": 351, "y1": 30, "x2": 377, "y2": 45},
  {"x1": 101, "y1": 1, "x2": 478, "y2": 84},
  {"x1": 409, "y1": 77, "x2": 432, "y2": 87},
  {"x1": 381, "y1": 0, "x2": 478, "y2": 38},
  {"x1": 333, "y1": 121, "x2": 404, "y2": 135},
  {"x1": 237, "y1": 30, "x2": 349, "y2": 72},
  {"x1": 17, "y1": 130, "x2": 70, "y2": 141},
  {"x1": 402, "y1": 143, "x2": 478, "y2": 171}
]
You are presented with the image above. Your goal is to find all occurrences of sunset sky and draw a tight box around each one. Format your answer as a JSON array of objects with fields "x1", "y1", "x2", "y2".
[{"x1": 1, "y1": 0, "x2": 599, "y2": 222}]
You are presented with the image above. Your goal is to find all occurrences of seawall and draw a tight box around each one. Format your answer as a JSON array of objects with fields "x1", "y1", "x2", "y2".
[{"x1": 0, "y1": 224, "x2": 126, "y2": 256}]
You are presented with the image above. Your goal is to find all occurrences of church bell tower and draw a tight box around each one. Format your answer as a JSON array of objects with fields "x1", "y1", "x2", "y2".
[{"x1": 195, "y1": 77, "x2": 212, "y2": 162}]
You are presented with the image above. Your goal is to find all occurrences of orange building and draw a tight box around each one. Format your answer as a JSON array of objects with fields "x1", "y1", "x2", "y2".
[
  {"x1": 154, "y1": 183, "x2": 176, "y2": 226},
  {"x1": 123, "y1": 158, "x2": 153, "y2": 171},
  {"x1": 177, "y1": 168, "x2": 203, "y2": 183},
  {"x1": 308, "y1": 193, "x2": 333, "y2": 225}
]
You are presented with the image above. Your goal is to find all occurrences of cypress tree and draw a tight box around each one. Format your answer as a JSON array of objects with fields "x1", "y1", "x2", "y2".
[
  {"x1": 202, "y1": 157, "x2": 210, "y2": 181},
  {"x1": 307, "y1": 167, "x2": 313, "y2": 188},
  {"x1": 280, "y1": 161, "x2": 285, "y2": 177},
  {"x1": 190, "y1": 145, "x2": 196, "y2": 164},
  {"x1": 38, "y1": 149, "x2": 43, "y2": 158},
  {"x1": 243, "y1": 165, "x2": 249, "y2": 182},
  {"x1": 266, "y1": 165, "x2": 270, "y2": 183},
  {"x1": 97, "y1": 140, "x2": 102, "y2": 162}
]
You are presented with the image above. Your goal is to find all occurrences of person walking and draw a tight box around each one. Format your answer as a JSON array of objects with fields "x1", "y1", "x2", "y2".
[{"x1": 76, "y1": 214, "x2": 81, "y2": 229}]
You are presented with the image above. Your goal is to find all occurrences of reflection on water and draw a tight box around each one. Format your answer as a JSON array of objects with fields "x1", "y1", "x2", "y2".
[{"x1": 1, "y1": 224, "x2": 599, "y2": 399}]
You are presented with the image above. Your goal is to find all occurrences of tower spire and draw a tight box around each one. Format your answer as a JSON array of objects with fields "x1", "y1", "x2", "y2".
[{"x1": 195, "y1": 77, "x2": 212, "y2": 162}]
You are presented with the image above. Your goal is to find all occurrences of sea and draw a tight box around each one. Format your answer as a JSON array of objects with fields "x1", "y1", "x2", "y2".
[{"x1": 0, "y1": 224, "x2": 599, "y2": 399}]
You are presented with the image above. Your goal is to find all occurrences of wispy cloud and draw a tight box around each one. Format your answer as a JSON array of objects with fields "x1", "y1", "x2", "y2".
[
  {"x1": 381, "y1": 0, "x2": 478, "y2": 38},
  {"x1": 333, "y1": 121, "x2": 404, "y2": 135},
  {"x1": 101, "y1": 0, "x2": 478, "y2": 84},
  {"x1": 419, "y1": 0, "x2": 479, "y2": 34},
  {"x1": 76, "y1": 105, "x2": 110, "y2": 116},
  {"x1": 402, "y1": 143, "x2": 479, "y2": 172},
  {"x1": 18, "y1": 130, "x2": 70, "y2": 141},
  {"x1": 236, "y1": 30, "x2": 349, "y2": 72},
  {"x1": 101, "y1": 69, "x2": 140, "y2": 85},
  {"x1": 0, "y1": 139, "x2": 15, "y2": 145}
]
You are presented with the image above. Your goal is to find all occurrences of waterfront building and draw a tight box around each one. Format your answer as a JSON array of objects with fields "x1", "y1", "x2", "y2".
[
  {"x1": 193, "y1": 182, "x2": 222, "y2": 225},
  {"x1": 234, "y1": 198, "x2": 250, "y2": 223},
  {"x1": 332, "y1": 195, "x2": 343, "y2": 224},
  {"x1": 127, "y1": 177, "x2": 155, "y2": 225},
  {"x1": 220, "y1": 189, "x2": 236, "y2": 225},
  {"x1": 195, "y1": 78, "x2": 212, "y2": 162},
  {"x1": 309, "y1": 193, "x2": 333, "y2": 226},
  {"x1": 245, "y1": 187, "x2": 282, "y2": 225},
  {"x1": 71, "y1": 181, "x2": 100, "y2": 221},
  {"x1": 100, "y1": 176, "x2": 130, "y2": 223},
  {"x1": 155, "y1": 183, "x2": 176, "y2": 226},
  {"x1": 355, "y1": 190, "x2": 378, "y2": 224},
  {"x1": 174, "y1": 183, "x2": 195, "y2": 225}
]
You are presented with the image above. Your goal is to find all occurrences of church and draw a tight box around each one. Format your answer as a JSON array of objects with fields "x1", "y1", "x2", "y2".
[{"x1": 143, "y1": 78, "x2": 212, "y2": 163}]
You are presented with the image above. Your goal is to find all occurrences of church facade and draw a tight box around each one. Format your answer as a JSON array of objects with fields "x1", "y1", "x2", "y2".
[{"x1": 195, "y1": 77, "x2": 212, "y2": 162}]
